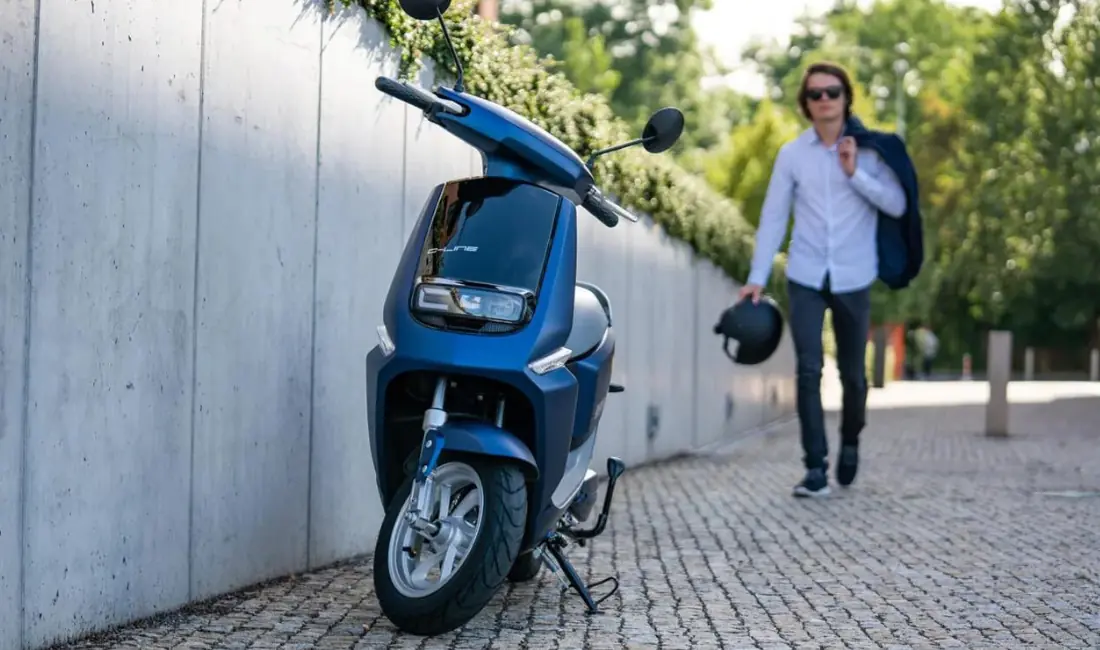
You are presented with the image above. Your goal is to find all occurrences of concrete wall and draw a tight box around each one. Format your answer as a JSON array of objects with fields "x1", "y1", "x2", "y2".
[{"x1": 0, "y1": 1, "x2": 795, "y2": 647}]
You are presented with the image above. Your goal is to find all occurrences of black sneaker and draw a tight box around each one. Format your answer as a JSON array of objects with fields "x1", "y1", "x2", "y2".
[
  {"x1": 837, "y1": 445, "x2": 859, "y2": 487},
  {"x1": 792, "y1": 467, "x2": 831, "y2": 498}
]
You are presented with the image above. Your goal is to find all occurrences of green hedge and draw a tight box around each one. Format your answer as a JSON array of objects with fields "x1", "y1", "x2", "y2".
[{"x1": 329, "y1": 0, "x2": 787, "y2": 295}]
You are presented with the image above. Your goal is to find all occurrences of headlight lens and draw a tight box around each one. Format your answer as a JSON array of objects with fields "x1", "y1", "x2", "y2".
[{"x1": 415, "y1": 283, "x2": 527, "y2": 323}]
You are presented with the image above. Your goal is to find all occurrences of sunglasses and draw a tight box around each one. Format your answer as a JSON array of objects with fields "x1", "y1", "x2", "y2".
[{"x1": 805, "y1": 85, "x2": 843, "y2": 101}]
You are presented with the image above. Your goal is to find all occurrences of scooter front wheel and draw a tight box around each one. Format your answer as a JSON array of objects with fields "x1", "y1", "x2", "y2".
[{"x1": 374, "y1": 456, "x2": 527, "y2": 635}]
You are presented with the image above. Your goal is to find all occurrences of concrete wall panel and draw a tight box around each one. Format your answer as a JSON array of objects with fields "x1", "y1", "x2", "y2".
[
  {"x1": 470, "y1": 147, "x2": 483, "y2": 177},
  {"x1": 693, "y1": 259, "x2": 785, "y2": 445},
  {"x1": 646, "y1": 229, "x2": 676, "y2": 458},
  {"x1": 575, "y1": 202, "x2": 599, "y2": 286},
  {"x1": 0, "y1": 1, "x2": 38, "y2": 647},
  {"x1": 672, "y1": 240, "x2": 698, "y2": 447},
  {"x1": 20, "y1": 0, "x2": 203, "y2": 644},
  {"x1": 579, "y1": 208, "x2": 630, "y2": 472},
  {"x1": 308, "y1": 11, "x2": 403, "y2": 567},
  {"x1": 189, "y1": 0, "x2": 320, "y2": 600},
  {"x1": 693, "y1": 260, "x2": 734, "y2": 447},
  {"x1": 622, "y1": 219, "x2": 658, "y2": 465},
  {"x1": 668, "y1": 237, "x2": 698, "y2": 456}
]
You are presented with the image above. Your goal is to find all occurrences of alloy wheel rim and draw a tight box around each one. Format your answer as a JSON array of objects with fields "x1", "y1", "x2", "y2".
[{"x1": 388, "y1": 461, "x2": 485, "y2": 598}]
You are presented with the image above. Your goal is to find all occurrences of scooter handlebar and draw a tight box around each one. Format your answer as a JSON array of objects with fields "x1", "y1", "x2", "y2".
[
  {"x1": 376, "y1": 75, "x2": 635, "y2": 230},
  {"x1": 583, "y1": 186, "x2": 639, "y2": 228},
  {"x1": 375, "y1": 76, "x2": 464, "y2": 116}
]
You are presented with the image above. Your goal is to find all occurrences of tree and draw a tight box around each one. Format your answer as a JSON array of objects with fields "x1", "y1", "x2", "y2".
[
  {"x1": 558, "y1": 15, "x2": 622, "y2": 96},
  {"x1": 947, "y1": 0, "x2": 1100, "y2": 352},
  {"x1": 700, "y1": 100, "x2": 802, "y2": 229},
  {"x1": 498, "y1": 0, "x2": 744, "y2": 149}
]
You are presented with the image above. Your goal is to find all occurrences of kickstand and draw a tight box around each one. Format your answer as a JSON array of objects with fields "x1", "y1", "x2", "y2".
[{"x1": 544, "y1": 535, "x2": 620, "y2": 613}]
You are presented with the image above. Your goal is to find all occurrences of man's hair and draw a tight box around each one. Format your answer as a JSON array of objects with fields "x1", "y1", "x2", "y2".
[{"x1": 797, "y1": 61, "x2": 854, "y2": 121}]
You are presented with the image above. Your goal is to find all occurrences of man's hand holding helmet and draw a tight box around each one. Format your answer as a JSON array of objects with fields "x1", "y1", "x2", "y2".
[{"x1": 738, "y1": 283, "x2": 764, "y2": 305}]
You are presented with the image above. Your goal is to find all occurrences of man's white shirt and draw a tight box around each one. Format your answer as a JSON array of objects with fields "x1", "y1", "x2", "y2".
[{"x1": 747, "y1": 127, "x2": 908, "y2": 293}]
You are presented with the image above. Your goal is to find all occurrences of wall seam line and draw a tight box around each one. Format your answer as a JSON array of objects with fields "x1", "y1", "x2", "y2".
[
  {"x1": 691, "y1": 256, "x2": 700, "y2": 449},
  {"x1": 629, "y1": 218, "x2": 638, "y2": 457},
  {"x1": 188, "y1": 0, "x2": 210, "y2": 603},
  {"x1": 305, "y1": 8, "x2": 325, "y2": 571},
  {"x1": 18, "y1": 0, "x2": 45, "y2": 644}
]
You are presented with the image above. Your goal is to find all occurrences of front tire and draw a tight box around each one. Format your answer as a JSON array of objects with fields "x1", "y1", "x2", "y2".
[{"x1": 374, "y1": 456, "x2": 527, "y2": 635}]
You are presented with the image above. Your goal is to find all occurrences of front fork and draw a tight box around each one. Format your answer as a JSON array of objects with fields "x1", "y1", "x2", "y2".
[
  {"x1": 405, "y1": 376, "x2": 507, "y2": 537},
  {"x1": 406, "y1": 377, "x2": 448, "y2": 537}
]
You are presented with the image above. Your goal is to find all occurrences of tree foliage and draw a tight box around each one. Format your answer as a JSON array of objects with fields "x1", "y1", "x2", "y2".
[
  {"x1": 945, "y1": 0, "x2": 1100, "y2": 350},
  {"x1": 702, "y1": 100, "x2": 802, "y2": 230},
  {"x1": 498, "y1": 0, "x2": 747, "y2": 150}
]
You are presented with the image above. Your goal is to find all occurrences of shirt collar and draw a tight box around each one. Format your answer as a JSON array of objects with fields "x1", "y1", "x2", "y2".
[{"x1": 807, "y1": 123, "x2": 847, "y2": 148}]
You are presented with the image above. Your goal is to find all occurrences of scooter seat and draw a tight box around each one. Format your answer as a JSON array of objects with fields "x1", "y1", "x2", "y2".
[{"x1": 565, "y1": 284, "x2": 611, "y2": 360}]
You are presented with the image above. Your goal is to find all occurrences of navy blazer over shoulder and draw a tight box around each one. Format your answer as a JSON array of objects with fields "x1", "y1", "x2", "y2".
[{"x1": 846, "y1": 116, "x2": 923, "y2": 290}]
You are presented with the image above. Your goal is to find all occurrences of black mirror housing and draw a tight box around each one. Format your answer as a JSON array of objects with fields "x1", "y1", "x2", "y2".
[
  {"x1": 642, "y1": 107, "x2": 685, "y2": 154},
  {"x1": 399, "y1": 0, "x2": 451, "y2": 21}
]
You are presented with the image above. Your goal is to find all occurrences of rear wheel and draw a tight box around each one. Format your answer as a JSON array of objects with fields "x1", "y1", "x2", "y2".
[
  {"x1": 374, "y1": 456, "x2": 527, "y2": 635},
  {"x1": 507, "y1": 547, "x2": 544, "y2": 582}
]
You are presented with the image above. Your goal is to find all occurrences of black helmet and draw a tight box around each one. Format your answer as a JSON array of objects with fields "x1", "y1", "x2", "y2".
[{"x1": 712, "y1": 295, "x2": 785, "y2": 365}]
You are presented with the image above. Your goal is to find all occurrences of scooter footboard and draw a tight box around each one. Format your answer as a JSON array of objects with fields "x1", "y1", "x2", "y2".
[{"x1": 431, "y1": 420, "x2": 540, "y2": 479}]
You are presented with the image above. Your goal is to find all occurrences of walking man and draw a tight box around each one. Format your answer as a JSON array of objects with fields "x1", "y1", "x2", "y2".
[{"x1": 739, "y1": 61, "x2": 913, "y2": 497}]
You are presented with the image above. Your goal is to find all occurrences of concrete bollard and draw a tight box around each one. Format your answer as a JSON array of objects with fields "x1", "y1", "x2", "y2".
[
  {"x1": 962, "y1": 353, "x2": 972, "y2": 380},
  {"x1": 986, "y1": 330, "x2": 1012, "y2": 437},
  {"x1": 1024, "y1": 347, "x2": 1034, "y2": 381},
  {"x1": 1091, "y1": 349, "x2": 1099, "y2": 382}
]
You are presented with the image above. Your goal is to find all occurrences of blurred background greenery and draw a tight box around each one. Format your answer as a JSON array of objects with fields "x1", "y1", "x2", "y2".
[{"x1": 497, "y1": 0, "x2": 1100, "y2": 377}]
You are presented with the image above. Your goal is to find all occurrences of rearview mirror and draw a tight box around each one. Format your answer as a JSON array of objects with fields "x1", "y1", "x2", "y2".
[
  {"x1": 398, "y1": 0, "x2": 451, "y2": 20},
  {"x1": 583, "y1": 106, "x2": 686, "y2": 168},
  {"x1": 641, "y1": 107, "x2": 685, "y2": 154}
]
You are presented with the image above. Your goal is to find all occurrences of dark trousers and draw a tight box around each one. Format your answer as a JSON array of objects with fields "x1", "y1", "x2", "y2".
[{"x1": 788, "y1": 276, "x2": 872, "y2": 471}]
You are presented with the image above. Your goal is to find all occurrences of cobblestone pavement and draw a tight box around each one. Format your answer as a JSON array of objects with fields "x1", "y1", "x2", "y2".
[{"x1": 56, "y1": 383, "x2": 1100, "y2": 650}]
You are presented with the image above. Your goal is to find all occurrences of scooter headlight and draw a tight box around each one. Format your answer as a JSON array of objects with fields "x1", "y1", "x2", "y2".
[{"x1": 414, "y1": 283, "x2": 527, "y2": 323}]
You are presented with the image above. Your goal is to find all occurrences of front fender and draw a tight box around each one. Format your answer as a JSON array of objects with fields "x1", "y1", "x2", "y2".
[{"x1": 437, "y1": 419, "x2": 539, "y2": 480}]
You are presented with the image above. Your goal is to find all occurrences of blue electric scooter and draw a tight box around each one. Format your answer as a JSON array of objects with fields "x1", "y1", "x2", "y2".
[{"x1": 364, "y1": 0, "x2": 685, "y2": 636}]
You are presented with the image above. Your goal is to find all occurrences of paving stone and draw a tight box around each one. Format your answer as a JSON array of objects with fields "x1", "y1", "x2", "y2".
[{"x1": 48, "y1": 385, "x2": 1100, "y2": 649}]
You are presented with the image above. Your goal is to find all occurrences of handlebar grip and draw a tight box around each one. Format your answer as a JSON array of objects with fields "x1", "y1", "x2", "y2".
[
  {"x1": 375, "y1": 76, "x2": 436, "y2": 113},
  {"x1": 583, "y1": 194, "x2": 620, "y2": 228},
  {"x1": 375, "y1": 76, "x2": 465, "y2": 117}
]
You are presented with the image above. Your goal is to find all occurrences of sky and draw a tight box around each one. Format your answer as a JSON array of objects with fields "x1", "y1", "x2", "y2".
[{"x1": 692, "y1": 0, "x2": 1005, "y2": 96}]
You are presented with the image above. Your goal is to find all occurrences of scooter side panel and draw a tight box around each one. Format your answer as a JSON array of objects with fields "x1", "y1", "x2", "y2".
[{"x1": 566, "y1": 332, "x2": 615, "y2": 450}]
